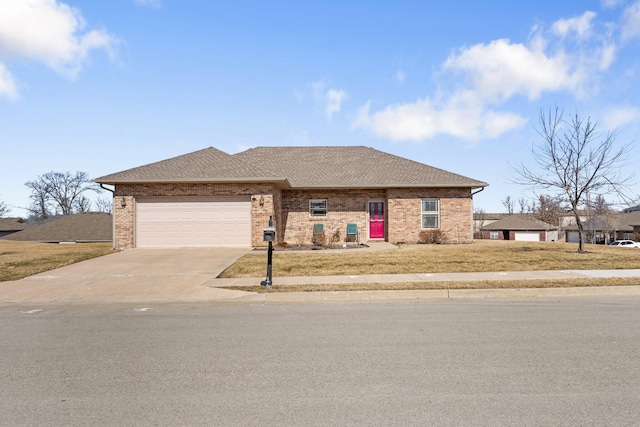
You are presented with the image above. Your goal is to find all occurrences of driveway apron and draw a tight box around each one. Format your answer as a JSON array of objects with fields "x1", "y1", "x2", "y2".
[{"x1": 0, "y1": 248, "x2": 251, "y2": 304}]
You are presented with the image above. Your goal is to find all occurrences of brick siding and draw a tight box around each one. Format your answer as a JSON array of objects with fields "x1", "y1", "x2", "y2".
[
  {"x1": 113, "y1": 183, "x2": 279, "y2": 249},
  {"x1": 281, "y1": 189, "x2": 385, "y2": 245},
  {"x1": 112, "y1": 184, "x2": 474, "y2": 249},
  {"x1": 387, "y1": 188, "x2": 473, "y2": 244}
]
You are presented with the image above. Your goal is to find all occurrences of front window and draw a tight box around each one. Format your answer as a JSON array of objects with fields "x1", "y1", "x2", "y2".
[
  {"x1": 309, "y1": 199, "x2": 327, "y2": 217},
  {"x1": 421, "y1": 198, "x2": 439, "y2": 229},
  {"x1": 490, "y1": 231, "x2": 499, "y2": 240}
]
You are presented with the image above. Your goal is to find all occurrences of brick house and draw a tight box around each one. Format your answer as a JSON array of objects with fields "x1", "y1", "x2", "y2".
[
  {"x1": 94, "y1": 146, "x2": 487, "y2": 250},
  {"x1": 478, "y1": 214, "x2": 558, "y2": 242}
]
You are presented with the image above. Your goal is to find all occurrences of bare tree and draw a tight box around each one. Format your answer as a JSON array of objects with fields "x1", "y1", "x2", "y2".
[
  {"x1": 502, "y1": 196, "x2": 514, "y2": 214},
  {"x1": 0, "y1": 198, "x2": 10, "y2": 217},
  {"x1": 26, "y1": 179, "x2": 52, "y2": 219},
  {"x1": 75, "y1": 195, "x2": 92, "y2": 213},
  {"x1": 512, "y1": 107, "x2": 635, "y2": 253},
  {"x1": 517, "y1": 197, "x2": 537, "y2": 214},
  {"x1": 94, "y1": 197, "x2": 113, "y2": 214},
  {"x1": 536, "y1": 194, "x2": 563, "y2": 226},
  {"x1": 473, "y1": 208, "x2": 487, "y2": 238},
  {"x1": 25, "y1": 171, "x2": 102, "y2": 219}
]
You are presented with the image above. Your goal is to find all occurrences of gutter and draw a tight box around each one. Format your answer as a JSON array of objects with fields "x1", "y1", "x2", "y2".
[
  {"x1": 471, "y1": 186, "x2": 485, "y2": 197},
  {"x1": 99, "y1": 183, "x2": 115, "y2": 194}
]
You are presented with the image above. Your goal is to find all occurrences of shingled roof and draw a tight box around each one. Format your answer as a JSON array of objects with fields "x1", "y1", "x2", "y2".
[
  {"x1": 0, "y1": 217, "x2": 27, "y2": 232},
  {"x1": 95, "y1": 146, "x2": 487, "y2": 189},
  {"x1": 1, "y1": 213, "x2": 112, "y2": 243},
  {"x1": 480, "y1": 215, "x2": 555, "y2": 230},
  {"x1": 94, "y1": 147, "x2": 287, "y2": 184}
]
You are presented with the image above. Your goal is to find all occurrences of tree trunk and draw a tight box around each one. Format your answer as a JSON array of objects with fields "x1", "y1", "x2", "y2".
[{"x1": 575, "y1": 215, "x2": 585, "y2": 253}]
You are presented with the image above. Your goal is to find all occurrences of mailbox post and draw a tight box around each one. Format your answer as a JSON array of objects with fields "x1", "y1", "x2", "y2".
[{"x1": 260, "y1": 216, "x2": 275, "y2": 289}]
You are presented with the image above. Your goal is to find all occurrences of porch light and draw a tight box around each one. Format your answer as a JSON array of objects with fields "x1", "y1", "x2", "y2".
[
  {"x1": 259, "y1": 196, "x2": 264, "y2": 207},
  {"x1": 120, "y1": 197, "x2": 127, "y2": 209}
]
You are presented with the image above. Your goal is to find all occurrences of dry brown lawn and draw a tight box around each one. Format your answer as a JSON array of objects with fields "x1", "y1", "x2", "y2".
[
  {"x1": 0, "y1": 240, "x2": 114, "y2": 282},
  {"x1": 219, "y1": 240, "x2": 640, "y2": 278}
]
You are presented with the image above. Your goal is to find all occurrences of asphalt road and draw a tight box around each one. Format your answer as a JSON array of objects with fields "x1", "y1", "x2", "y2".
[{"x1": 2, "y1": 297, "x2": 640, "y2": 426}]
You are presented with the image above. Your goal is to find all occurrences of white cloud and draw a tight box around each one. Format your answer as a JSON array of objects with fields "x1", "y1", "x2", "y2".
[
  {"x1": 621, "y1": 1, "x2": 640, "y2": 41},
  {"x1": 311, "y1": 79, "x2": 348, "y2": 121},
  {"x1": 0, "y1": 63, "x2": 17, "y2": 99},
  {"x1": 598, "y1": 42, "x2": 617, "y2": 69},
  {"x1": 601, "y1": 0, "x2": 625, "y2": 8},
  {"x1": 602, "y1": 105, "x2": 640, "y2": 129},
  {"x1": 443, "y1": 38, "x2": 585, "y2": 101},
  {"x1": 551, "y1": 11, "x2": 597, "y2": 39},
  {"x1": 325, "y1": 89, "x2": 347, "y2": 120},
  {"x1": 354, "y1": 7, "x2": 629, "y2": 143},
  {"x1": 395, "y1": 70, "x2": 406, "y2": 83},
  {"x1": 353, "y1": 35, "x2": 586, "y2": 142},
  {"x1": 134, "y1": 0, "x2": 162, "y2": 8},
  {"x1": 0, "y1": 0, "x2": 118, "y2": 98},
  {"x1": 353, "y1": 97, "x2": 527, "y2": 142}
]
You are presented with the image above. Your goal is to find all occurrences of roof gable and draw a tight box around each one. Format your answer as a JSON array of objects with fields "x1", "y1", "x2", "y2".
[
  {"x1": 95, "y1": 145, "x2": 487, "y2": 189},
  {"x1": 95, "y1": 147, "x2": 286, "y2": 184}
]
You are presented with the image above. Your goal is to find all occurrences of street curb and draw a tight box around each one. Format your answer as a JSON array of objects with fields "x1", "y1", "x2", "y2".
[{"x1": 221, "y1": 284, "x2": 640, "y2": 304}]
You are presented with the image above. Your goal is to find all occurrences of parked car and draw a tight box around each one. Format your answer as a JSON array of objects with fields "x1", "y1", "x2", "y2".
[{"x1": 609, "y1": 240, "x2": 640, "y2": 248}]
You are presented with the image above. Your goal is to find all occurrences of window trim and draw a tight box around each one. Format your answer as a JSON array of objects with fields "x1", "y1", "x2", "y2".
[
  {"x1": 421, "y1": 198, "x2": 440, "y2": 229},
  {"x1": 309, "y1": 199, "x2": 328, "y2": 218}
]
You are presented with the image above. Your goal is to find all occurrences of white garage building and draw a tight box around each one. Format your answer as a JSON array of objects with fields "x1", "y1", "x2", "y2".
[{"x1": 479, "y1": 214, "x2": 557, "y2": 242}]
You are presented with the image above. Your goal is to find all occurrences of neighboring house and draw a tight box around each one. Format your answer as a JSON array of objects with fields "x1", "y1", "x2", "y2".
[
  {"x1": 623, "y1": 204, "x2": 640, "y2": 213},
  {"x1": 478, "y1": 214, "x2": 558, "y2": 242},
  {"x1": 565, "y1": 211, "x2": 640, "y2": 244},
  {"x1": 473, "y1": 212, "x2": 509, "y2": 236},
  {"x1": 1, "y1": 213, "x2": 112, "y2": 243},
  {"x1": 557, "y1": 210, "x2": 588, "y2": 227},
  {"x1": 94, "y1": 146, "x2": 488, "y2": 249},
  {"x1": 0, "y1": 217, "x2": 28, "y2": 238}
]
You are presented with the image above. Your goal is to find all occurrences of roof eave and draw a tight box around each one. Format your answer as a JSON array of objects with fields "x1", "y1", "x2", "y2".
[
  {"x1": 94, "y1": 177, "x2": 292, "y2": 187},
  {"x1": 286, "y1": 183, "x2": 489, "y2": 189}
]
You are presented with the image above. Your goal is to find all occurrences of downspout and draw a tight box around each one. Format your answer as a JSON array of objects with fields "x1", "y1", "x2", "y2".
[
  {"x1": 99, "y1": 184, "x2": 116, "y2": 250},
  {"x1": 99, "y1": 183, "x2": 115, "y2": 195},
  {"x1": 470, "y1": 187, "x2": 485, "y2": 241}
]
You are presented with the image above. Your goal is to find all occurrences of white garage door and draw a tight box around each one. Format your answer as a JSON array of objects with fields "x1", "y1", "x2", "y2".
[
  {"x1": 566, "y1": 232, "x2": 580, "y2": 243},
  {"x1": 514, "y1": 232, "x2": 541, "y2": 242},
  {"x1": 136, "y1": 198, "x2": 251, "y2": 248}
]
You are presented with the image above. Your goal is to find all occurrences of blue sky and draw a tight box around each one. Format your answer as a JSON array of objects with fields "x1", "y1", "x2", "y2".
[{"x1": 1, "y1": 0, "x2": 640, "y2": 216}]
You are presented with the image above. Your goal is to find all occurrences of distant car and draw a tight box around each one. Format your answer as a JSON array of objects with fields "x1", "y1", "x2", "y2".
[{"x1": 609, "y1": 240, "x2": 640, "y2": 248}]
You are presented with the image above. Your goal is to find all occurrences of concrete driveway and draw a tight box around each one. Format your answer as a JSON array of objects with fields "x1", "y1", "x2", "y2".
[{"x1": 0, "y1": 248, "x2": 253, "y2": 305}]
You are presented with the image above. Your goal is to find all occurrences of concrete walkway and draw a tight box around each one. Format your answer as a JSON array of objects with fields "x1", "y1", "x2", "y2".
[{"x1": 0, "y1": 245, "x2": 639, "y2": 305}]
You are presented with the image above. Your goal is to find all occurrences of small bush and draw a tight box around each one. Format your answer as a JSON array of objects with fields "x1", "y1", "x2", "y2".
[
  {"x1": 324, "y1": 228, "x2": 341, "y2": 248},
  {"x1": 418, "y1": 229, "x2": 446, "y2": 244}
]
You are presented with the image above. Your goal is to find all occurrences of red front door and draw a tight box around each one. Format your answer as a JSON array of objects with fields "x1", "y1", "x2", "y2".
[{"x1": 369, "y1": 201, "x2": 385, "y2": 239}]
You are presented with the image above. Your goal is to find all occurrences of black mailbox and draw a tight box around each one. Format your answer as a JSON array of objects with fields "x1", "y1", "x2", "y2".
[{"x1": 263, "y1": 226, "x2": 276, "y2": 242}]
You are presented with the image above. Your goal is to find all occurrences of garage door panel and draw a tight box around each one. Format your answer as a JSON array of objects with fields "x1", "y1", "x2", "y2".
[
  {"x1": 514, "y1": 232, "x2": 541, "y2": 242},
  {"x1": 136, "y1": 199, "x2": 251, "y2": 248}
]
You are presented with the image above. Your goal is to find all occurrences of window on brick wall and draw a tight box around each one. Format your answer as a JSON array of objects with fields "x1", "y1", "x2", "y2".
[
  {"x1": 421, "y1": 198, "x2": 439, "y2": 229},
  {"x1": 490, "y1": 231, "x2": 499, "y2": 240},
  {"x1": 309, "y1": 199, "x2": 327, "y2": 217}
]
